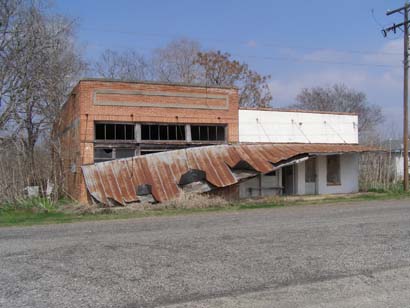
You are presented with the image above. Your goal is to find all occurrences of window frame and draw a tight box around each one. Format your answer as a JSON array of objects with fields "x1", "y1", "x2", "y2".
[
  {"x1": 140, "y1": 123, "x2": 186, "y2": 141},
  {"x1": 190, "y1": 124, "x2": 226, "y2": 142},
  {"x1": 94, "y1": 122, "x2": 135, "y2": 141},
  {"x1": 326, "y1": 155, "x2": 341, "y2": 186},
  {"x1": 94, "y1": 147, "x2": 137, "y2": 163}
]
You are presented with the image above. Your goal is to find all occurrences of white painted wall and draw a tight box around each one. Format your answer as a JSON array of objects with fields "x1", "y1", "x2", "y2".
[
  {"x1": 315, "y1": 153, "x2": 359, "y2": 194},
  {"x1": 239, "y1": 109, "x2": 359, "y2": 144},
  {"x1": 293, "y1": 154, "x2": 359, "y2": 195},
  {"x1": 238, "y1": 154, "x2": 359, "y2": 196}
]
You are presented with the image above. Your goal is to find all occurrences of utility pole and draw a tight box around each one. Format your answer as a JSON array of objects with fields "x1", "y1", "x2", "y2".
[{"x1": 383, "y1": 2, "x2": 410, "y2": 191}]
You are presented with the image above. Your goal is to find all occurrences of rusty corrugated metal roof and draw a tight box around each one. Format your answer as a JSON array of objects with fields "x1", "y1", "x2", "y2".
[{"x1": 81, "y1": 143, "x2": 375, "y2": 206}]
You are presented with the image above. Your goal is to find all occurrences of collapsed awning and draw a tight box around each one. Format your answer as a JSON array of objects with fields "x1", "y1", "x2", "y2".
[{"x1": 81, "y1": 143, "x2": 375, "y2": 206}]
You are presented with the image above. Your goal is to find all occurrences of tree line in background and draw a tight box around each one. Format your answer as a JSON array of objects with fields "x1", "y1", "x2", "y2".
[
  {"x1": 0, "y1": 0, "x2": 85, "y2": 201},
  {"x1": 94, "y1": 39, "x2": 273, "y2": 108},
  {"x1": 0, "y1": 0, "x2": 390, "y2": 202},
  {"x1": 93, "y1": 40, "x2": 383, "y2": 136}
]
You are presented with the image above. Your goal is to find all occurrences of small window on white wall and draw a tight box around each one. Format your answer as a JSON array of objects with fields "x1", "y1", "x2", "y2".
[{"x1": 327, "y1": 155, "x2": 341, "y2": 185}]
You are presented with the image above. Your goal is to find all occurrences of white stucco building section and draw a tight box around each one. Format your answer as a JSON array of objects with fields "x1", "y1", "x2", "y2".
[
  {"x1": 316, "y1": 153, "x2": 359, "y2": 194},
  {"x1": 239, "y1": 109, "x2": 359, "y2": 144},
  {"x1": 292, "y1": 154, "x2": 359, "y2": 195}
]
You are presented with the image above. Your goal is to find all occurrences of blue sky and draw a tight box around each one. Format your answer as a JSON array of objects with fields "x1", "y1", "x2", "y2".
[{"x1": 54, "y1": 0, "x2": 407, "y2": 135}]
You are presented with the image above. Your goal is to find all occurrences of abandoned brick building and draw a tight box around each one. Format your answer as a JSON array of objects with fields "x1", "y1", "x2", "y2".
[{"x1": 54, "y1": 78, "x2": 371, "y2": 206}]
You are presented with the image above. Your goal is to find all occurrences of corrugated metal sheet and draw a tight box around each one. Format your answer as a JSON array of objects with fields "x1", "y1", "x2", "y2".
[{"x1": 81, "y1": 143, "x2": 375, "y2": 206}]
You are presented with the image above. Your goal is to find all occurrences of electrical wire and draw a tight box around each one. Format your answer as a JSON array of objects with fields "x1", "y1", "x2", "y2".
[
  {"x1": 85, "y1": 41, "x2": 401, "y2": 69},
  {"x1": 81, "y1": 26, "x2": 401, "y2": 56}
]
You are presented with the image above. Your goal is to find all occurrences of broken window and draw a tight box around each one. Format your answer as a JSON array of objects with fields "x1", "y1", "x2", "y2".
[
  {"x1": 95, "y1": 123, "x2": 135, "y2": 141},
  {"x1": 326, "y1": 155, "x2": 341, "y2": 185},
  {"x1": 191, "y1": 125, "x2": 225, "y2": 141},
  {"x1": 94, "y1": 148, "x2": 136, "y2": 163},
  {"x1": 141, "y1": 124, "x2": 186, "y2": 141},
  {"x1": 94, "y1": 148, "x2": 114, "y2": 163},
  {"x1": 116, "y1": 148, "x2": 135, "y2": 159}
]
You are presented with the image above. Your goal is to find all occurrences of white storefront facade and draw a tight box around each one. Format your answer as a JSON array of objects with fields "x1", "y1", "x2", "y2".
[{"x1": 238, "y1": 108, "x2": 360, "y2": 196}]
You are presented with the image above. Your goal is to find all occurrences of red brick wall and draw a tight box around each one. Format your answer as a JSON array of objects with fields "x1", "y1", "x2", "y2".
[
  {"x1": 53, "y1": 84, "x2": 84, "y2": 201},
  {"x1": 55, "y1": 80, "x2": 239, "y2": 204}
]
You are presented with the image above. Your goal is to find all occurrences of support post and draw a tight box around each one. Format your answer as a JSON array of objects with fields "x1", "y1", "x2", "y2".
[{"x1": 383, "y1": 2, "x2": 410, "y2": 191}]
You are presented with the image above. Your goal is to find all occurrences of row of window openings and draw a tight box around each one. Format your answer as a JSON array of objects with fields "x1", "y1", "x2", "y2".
[
  {"x1": 94, "y1": 148, "x2": 164, "y2": 163},
  {"x1": 95, "y1": 123, "x2": 226, "y2": 142}
]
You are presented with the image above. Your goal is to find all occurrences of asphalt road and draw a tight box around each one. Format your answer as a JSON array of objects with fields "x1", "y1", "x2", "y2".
[{"x1": 1, "y1": 199, "x2": 410, "y2": 308}]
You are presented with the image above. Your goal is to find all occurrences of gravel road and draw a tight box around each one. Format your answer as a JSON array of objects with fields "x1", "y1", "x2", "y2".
[{"x1": 1, "y1": 199, "x2": 410, "y2": 307}]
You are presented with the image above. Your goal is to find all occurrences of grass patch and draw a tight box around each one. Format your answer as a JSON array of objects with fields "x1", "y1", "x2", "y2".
[{"x1": 1, "y1": 190, "x2": 410, "y2": 227}]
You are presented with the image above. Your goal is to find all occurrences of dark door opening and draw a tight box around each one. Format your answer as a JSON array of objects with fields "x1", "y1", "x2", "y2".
[
  {"x1": 282, "y1": 165, "x2": 295, "y2": 195},
  {"x1": 305, "y1": 158, "x2": 317, "y2": 195}
]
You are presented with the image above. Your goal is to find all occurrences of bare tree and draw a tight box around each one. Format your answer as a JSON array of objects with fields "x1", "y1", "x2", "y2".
[
  {"x1": 94, "y1": 49, "x2": 149, "y2": 80},
  {"x1": 152, "y1": 38, "x2": 203, "y2": 83},
  {"x1": 292, "y1": 84, "x2": 384, "y2": 138},
  {"x1": 93, "y1": 39, "x2": 272, "y2": 107},
  {"x1": 196, "y1": 50, "x2": 272, "y2": 107},
  {"x1": 0, "y1": 0, "x2": 85, "y2": 196},
  {"x1": 11, "y1": 7, "x2": 84, "y2": 166},
  {"x1": 0, "y1": 0, "x2": 26, "y2": 130}
]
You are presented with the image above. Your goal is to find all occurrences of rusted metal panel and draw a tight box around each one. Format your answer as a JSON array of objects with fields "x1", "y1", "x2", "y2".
[
  {"x1": 82, "y1": 165, "x2": 108, "y2": 205},
  {"x1": 111, "y1": 160, "x2": 138, "y2": 203},
  {"x1": 81, "y1": 143, "x2": 375, "y2": 206}
]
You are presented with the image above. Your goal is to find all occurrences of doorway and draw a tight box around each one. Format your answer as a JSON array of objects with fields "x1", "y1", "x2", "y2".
[
  {"x1": 305, "y1": 158, "x2": 317, "y2": 195},
  {"x1": 282, "y1": 165, "x2": 295, "y2": 195}
]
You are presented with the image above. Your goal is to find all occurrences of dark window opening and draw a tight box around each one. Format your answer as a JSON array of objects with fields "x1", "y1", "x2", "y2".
[
  {"x1": 327, "y1": 155, "x2": 341, "y2": 185},
  {"x1": 217, "y1": 126, "x2": 225, "y2": 141},
  {"x1": 199, "y1": 126, "x2": 208, "y2": 140},
  {"x1": 141, "y1": 124, "x2": 186, "y2": 141},
  {"x1": 105, "y1": 124, "x2": 115, "y2": 139},
  {"x1": 94, "y1": 148, "x2": 136, "y2": 163},
  {"x1": 126, "y1": 125, "x2": 134, "y2": 140},
  {"x1": 159, "y1": 125, "x2": 168, "y2": 140},
  {"x1": 116, "y1": 148, "x2": 135, "y2": 159},
  {"x1": 95, "y1": 123, "x2": 135, "y2": 141},
  {"x1": 209, "y1": 126, "x2": 217, "y2": 141},
  {"x1": 169, "y1": 125, "x2": 177, "y2": 140},
  {"x1": 191, "y1": 125, "x2": 226, "y2": 141},
  {"x1": 116, "y1": 124, "x2": 125, "y2": 140},
  {"x1": 95, "y1": 124, "x2": 105, "y2": 140},
  {"x1": 94, "y1": 148, "x2": 114, "y2": 163},
  {"x1": 177, "y1": 125, "x2": 186, "y2": 140},
  {"x1": 150, "y1": 125, "x2": 159, "y2": 140},
  {"x1": 141, "y1": 125, "x2": 150, "y2": 140},
  {"x1": 191, "y1": 125, "x2": 200, "y2": 140}
]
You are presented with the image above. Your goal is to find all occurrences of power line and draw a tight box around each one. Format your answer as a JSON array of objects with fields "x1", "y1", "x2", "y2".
[
  {"x1": 86, "y1": 41, "x2": 401, "y2": 69},
  {"x1": 81, "y1": 26, "x2": 402, "y2": 57}
]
